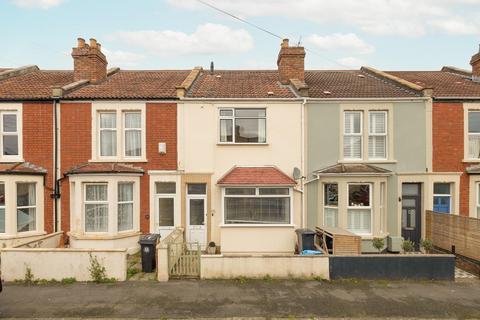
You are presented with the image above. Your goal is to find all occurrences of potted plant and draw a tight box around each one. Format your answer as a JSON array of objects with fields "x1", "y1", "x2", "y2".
[
  {"x1": 401, "y1": 239, "x2": 415, "y2": 254},
  {"x1": 207, "y1": 241, "x2": 217, "y2": 254},
  {"x1": 372, "y1": 237, "x2": 385, "y2": 254},
  {"x1": 420, "y1": 238, "x2": 433, "y2": 254}
]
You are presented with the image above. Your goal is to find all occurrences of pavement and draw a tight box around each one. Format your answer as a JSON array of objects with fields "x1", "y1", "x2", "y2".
[{"x1": 0, "y1": 279, "x2": 480, "y2": 319}]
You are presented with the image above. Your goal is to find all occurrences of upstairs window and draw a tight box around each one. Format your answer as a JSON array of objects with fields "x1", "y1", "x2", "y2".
[
  {"x1": 219, "y1": 108, "x2": 266, "y2": 143},
  {"x1": 468, "y1": 111, "x2": 480, "y2": 159},
  {"x1": 344, "y1": 111, "x2": 362, "y2": 159},
  {"x1": 368, "y1": 111, "x2": 387, "y2": 159},
  {"x1": 96, "y1": 108, "x2": 144, "y2": 160},
  {"x1": 1, "y1": 112, "x2": 19, "y2": 158}
]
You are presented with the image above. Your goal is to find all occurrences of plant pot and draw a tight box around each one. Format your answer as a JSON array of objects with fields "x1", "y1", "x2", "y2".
[{"x1": 207, "y1": 246, "x2": 216, "y2": 254}]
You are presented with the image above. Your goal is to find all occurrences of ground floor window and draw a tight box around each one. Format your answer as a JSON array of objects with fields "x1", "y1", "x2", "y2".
[
  {"x1": 155, "y1": 182, "x2": 176, "y2": 227},
  {"x1": 347, "y1": 184, "x2": 372, "y2": 235},
  {"x1": 16, "y1": 183, "x2": 36, "y2": 232},
  {"x1": 85, "y1": 184, "x2": 108, "y2": 232},
  {"x1": 118, "y1": 182, "x2": 134, "y2": 231},
  {"x1": 223, "y1": 187, "x2": 291, "y2": 224},
  {"x1": 477, "y1": 183, "x2": 480, "y2": 218},
  {"x1": 0, "y1": 183, "x2": 5, "y2": 233},
  {"x1": 324, "y1": 183, "x2": 338, "y2": 227},
  {"x1": 433, "y1": 183, "x2": 451, "y2": 213}
]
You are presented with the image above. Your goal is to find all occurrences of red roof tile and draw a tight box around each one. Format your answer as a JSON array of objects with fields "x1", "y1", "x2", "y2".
[
  {"x1": 217, "y1": 166, "x2": 296, "y2": 185},
  {"x1": 65, "y1": 163, "x2": 144, "y2": 175},
  {"x1": 387, "y1": 71, "x2": 480, "y2": 98},
  {"x1": 0, "y1": 70, "x2": 74, "y2": 100},
  {"x1": 305, "y1": 70, "x2": 420, "y2": 98},
  {"x1": 187, "y1": 70, "x2": 296, "y2": 98},
  {"x1": 0, "y1": 162, "x2": 47, "y2": 175},
  {"x1": 64, "y1": 70, "x2": 190, "y2": 99}
]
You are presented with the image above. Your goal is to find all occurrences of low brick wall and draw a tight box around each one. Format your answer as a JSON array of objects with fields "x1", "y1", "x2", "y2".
[
  {"x1": 0, "y1": 248, "x2": 127, "y2": 281},
  {"x1": 201, "y1": 255, "x2": 330, "y2": 279}
]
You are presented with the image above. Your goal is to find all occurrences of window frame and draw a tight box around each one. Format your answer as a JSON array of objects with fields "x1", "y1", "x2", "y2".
[
  {"x1": 343, "y1": 111, "x2": 363, "y2": 160},
  {"x1": 433, "y1": 182, "x2": 452, "y2": 214},
  {"x1": 222, "y1": 186, "x2": 292, "y2": 226},
  {"x1": 477, "y1": 182, "x2": 480, "y2": 218},
  {"x1": 0, "y1": 104, "x2": 23, "y2": 162},
  {"x1": 117, "y1": 182, "x2": 134, "y2": 233},
  {"x1": 84, "y1": 183, "x2": 109, "y2": 234},
  {"x1": 323, "y1": 183, "x2": 338, "y2": 227},
  {"x1": 368, "y1": 111, "x2": 388, "y2": 160},
  {"x1": 218, "y1": 108, "x2": 267, "y2": 144},
  {"x1": 346, "y1": 183, "x2": 373, "y2": 235},
  {"x1": 467, "y1": 110, "x2": 480, "y2": 160},
  {"x1": 123, "y1": 111, "x2": 142, "y2": 158},
  {"x1": 155, "y1": 182, "x2": 177, "y2": 229},
  {"x1": 98, "y1": 112, "x2": 117, "y2": 159},
  {"x1": 0, "y1": 182, "x2": 4, "y2": 234}
]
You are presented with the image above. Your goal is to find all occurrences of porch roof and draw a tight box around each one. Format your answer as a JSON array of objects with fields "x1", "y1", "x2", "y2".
[
  {"x1": 0, "y1": 162, "x2": 47, "y2": 175},
  {"x1": 217, "y1": 166, "x2": 296, "y2": 186},
  {"x1": 65, "y1": 162, "x2": 144, "y2": 175},
  {"x1": 314, "y1": 163, "x2": 392, "y2": 176}
]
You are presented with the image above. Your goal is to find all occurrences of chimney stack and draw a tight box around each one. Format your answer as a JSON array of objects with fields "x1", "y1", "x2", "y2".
[
  {"x1": 277, "y1": 38, "x2": 306, "y2": 85},
  {"x1": 72, "y1": 37, "x2": 108, "y2": 83},
  {"x1": 470, "y1": 44, "x2": 480, "y2": 82}
]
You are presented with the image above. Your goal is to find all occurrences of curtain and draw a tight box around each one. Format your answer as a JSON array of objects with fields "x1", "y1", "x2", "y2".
[
  {"x1": 258, "y1": 118, "x2": 266, "y2": 143},
  {"x1": 469, "y1": 136, "x2": 480, "y2": 158},
  {"x1": 225, "y1": 197, "x2": 289, "y2": 224},
  {"x1": 85, "y1": 185, "x2": 108, "y2": 232},
  {"x1": 118, "y1": 183, "x2": 133, "y2": 231},
  {"x1": 125, "y1": 130, "x2": 141, "y2": 157},
  {"x1": 100, "y1": 113, "x2": 116, "y2": 157},
  {"x1": 220, "y1": 119, "x2": 232, "y2": 142},
  {"x1": 86, "y1": 184, "x2": 107, "y2": 201}
]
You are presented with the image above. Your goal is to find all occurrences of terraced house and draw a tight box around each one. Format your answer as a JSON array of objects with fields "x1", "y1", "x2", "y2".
[{"x1": 3, "y1": 36, "x2": 473, "y2": 256}]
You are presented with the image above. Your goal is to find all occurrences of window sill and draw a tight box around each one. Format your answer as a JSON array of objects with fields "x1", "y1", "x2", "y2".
[
  {"x1": 0, "y1": 157, "x2": 25, "y2": 163},
  {"x1": 219, "y1": 224, "x2": 296, "y2": 228},
  {"x1": 338, "y1": 160, "x2": 397, "y2": 164},
  {"x1": 217, "y1": 143, "x2": 269, "y2": 146},
  {"x1": 68, "y1": 231, "x2": 141, "y2": 240},
  {"x1": 89, "y1": 158, "x2": 148, "y2": 163},
  {"x1": 462, "y1": 159, "x2": 480, "y2": 163}
]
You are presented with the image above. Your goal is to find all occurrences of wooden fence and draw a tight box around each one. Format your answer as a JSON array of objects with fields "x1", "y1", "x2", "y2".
[{"x1": 426, "y1": 210, "x2": 480, "y2": 261}]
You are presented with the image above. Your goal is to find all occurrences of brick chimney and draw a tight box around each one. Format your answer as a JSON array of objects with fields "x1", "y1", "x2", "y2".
[
  {"x1": 277, "y1": 39, "x2": 306, "y2": 85},
  {"x1": 72, "y1": 37, "x2": 108, "y2": 83},
  {"x1": 470, "y1": 44, "x2": 480, "y2": 82}
]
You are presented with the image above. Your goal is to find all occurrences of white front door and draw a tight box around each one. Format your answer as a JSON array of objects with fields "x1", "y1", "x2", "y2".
[
  {"x1": 186, "y1": 184, "x2": 207, "y2": 248},
  {"x1": 156, "y1": 196, "x2": 175, "y2": 238}
]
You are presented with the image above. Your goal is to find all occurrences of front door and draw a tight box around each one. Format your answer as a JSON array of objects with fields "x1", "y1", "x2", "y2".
[
  {"x1": 186, "y1": 184, "x2": 207, "y2": 248},
  {"x1": 401, "y1": 183, "x2": 422, "y2": 250}
]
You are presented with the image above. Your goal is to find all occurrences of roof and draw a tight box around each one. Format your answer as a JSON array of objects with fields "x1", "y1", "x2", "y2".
[
  {"x1": 64, "y1": 70, "x2": 191, "y2": 99},
  {"x1": 0, "y1": 162, "x2": 47, "y2": 175},
  {"x1": 305, "y1": 70, "x2": 421, "y2": 98},
  {"x1": 187, "y1": 70, "x2": 296, "y2": 98},
  {"x1": 387, "y1": 70, "x2": 480, "y2": 98},
  {"x1": 315, "y1": 163, "x2": 392, "y2": 175},
  {"x1": 217, "y1": 166, "x2": 296, "y2": 185},
  {"x1": 65, "y1": 163, "x2": 144, "y2": 175},
  {"x1": 0, "y1": 70, "x2": 74, "y2": 100}
]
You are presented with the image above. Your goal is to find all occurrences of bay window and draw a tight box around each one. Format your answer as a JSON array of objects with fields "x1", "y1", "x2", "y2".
[
  {"x1": 17, "y1": 183, "x2": 36, "y2": 232},
  {"x1": 468, "y1": 111, "x2": 480, "y2": 159},
  {"x1": 347, "y1": 184, "x2": 372, "y2": 235},
  {"x1": 224, "y1": 187, "x2": 291, "y2": 224},
  {"x1": 433, "y1": 183, "x2": 451, "y2": 214},
  {"x1": 324, "y1": 183, "x2": 338, "y2": 227},
  {"x1": 219, "y1": 108, "x2": 266, "y2": 143},
  {"x1": 118, "y1": 182, "x2": 134, "y2": 231},
  {"x1": 85, "y1": 184, "x2": 108, "y2": 232}
]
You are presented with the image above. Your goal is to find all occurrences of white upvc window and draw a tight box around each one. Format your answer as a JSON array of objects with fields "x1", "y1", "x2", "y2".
[
  {"x1": 368, "y1": 111, "x2": 387, "y2": 159},
  {"x1": 219, "y1": 108, "x2": 266, "y2": 143},
  {"x1": 117, "y1": 182, "x2": 134, "y2": 232},
  {"x1": 223, "y1": 187, "x2": 291, "y2": 225},
  {"x1": 0, "y1": 107, "x2": 22, "y2": 161},
  {"x1": 16, "y1": 182, "x2": 36, "y2": 233},
  {"x1": 343, "y1": 111, "x2": 362, "y2": 159},
  {"x1": 323, "y1": 183, "x2": 338, "y2": 227},
  {"x1": 84, "y1": 183, "x2": 109, "y2": 233},
  {"x1": 347, "y1": 183, "x2": 372, "y2": 235},
  {"x1": 0, "y1": 183, "x2": 5, "y2": 233},
  {"x1": 433, "y1": 183, "x2": 451, "y2": 214},
  {"x1": 94, "y1": 104, "x2": 145, "y2": 161},
  {"x1": 468, "y1": 111, "x2": 480, "y2": 159}
]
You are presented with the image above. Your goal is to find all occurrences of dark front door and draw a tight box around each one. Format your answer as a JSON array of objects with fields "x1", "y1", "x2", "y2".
[{"x1": 401, "y1": 183, "x2": 422, "y2": 250}]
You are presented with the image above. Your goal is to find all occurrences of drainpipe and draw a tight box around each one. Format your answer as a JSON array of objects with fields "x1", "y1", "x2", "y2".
[
  {"x1": 52, "y1": 97, "x2": 61, "y2": 232},
  {"x1": 301, "y1": 97, "x2": 306, "y2": 229}
]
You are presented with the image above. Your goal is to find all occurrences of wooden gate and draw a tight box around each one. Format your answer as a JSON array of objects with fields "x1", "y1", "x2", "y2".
[{"x1": 168, "y1": 242, "x2": 201, "y2": 278}]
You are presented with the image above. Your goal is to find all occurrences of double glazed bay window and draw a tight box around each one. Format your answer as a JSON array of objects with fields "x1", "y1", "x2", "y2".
[
  {"x1": 1, "y1": 112, "x2": 19, "y2": 158},
  {"x1": 219, "y1": 108, "x2": 266, "y2": 143},
  {"x1": 343, "y1": 110, "x2": 388, "y2": 160},
  {"x1": 468, "y1": 111, "x2": 480, "y2": 159},
  {"x1": 324, "y1": 183, "x2": 338, "y2": 227},
  {"x1": 98, "y1": 110, "x2": 143, "y2": 159},
  {"x1": 433, "y1": 183, "x2": 451, "y2": 214},
  {"x1": 224, "y1": 187, "x2": 290, "y2": 224},
  {"x1": 347, "y1": 184, "x2": 372, "y2": 234}
]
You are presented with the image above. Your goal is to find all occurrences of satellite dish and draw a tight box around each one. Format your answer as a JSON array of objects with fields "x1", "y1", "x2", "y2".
[{"x1": 293, "y1": 167, "x2": 302, "y2": 180}]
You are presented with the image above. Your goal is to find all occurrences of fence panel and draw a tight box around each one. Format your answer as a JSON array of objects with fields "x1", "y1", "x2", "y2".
[{"x1": 426, "y1": 210, "x2": 480, "y2": 261}]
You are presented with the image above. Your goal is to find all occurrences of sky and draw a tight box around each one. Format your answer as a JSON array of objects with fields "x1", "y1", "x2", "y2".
[{"x1": 0, "y1": 0, "x2": 480, "y2": 71}]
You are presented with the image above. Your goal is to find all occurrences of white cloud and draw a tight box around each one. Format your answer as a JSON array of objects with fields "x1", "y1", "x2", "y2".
[
  {"x1": 336, "y1": 57, "x2": 365, "y2": 68},
  {"x1": 168, "y1": 0, "x2": 480, "y2": 36},
  {"x1": 101, "y1": 48, "x2": 145, "y2": 68},
  {"x1": 108, "y1": 23, "x2": 253, "y2": 56},
  {"x1": 12, "y1": 0, "x2": 62, "y2": 9},
  {"x1": 428, "y1": 18, "x2": 479, "y2": 35},
  {"x1": 305, "y1": 33, "x2": 374, "y2": 54}
]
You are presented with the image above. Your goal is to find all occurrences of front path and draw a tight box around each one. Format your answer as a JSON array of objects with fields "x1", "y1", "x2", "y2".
[{"x1": 0, "y1": 279, "x2": 479, "y2": 319}]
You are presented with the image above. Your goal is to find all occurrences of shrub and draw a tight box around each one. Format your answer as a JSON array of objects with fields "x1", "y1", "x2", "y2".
[
  {"x1": 421, "y1": 238, "x2": 434, "y2": 253},
  {"x1": 372, "y1": 237, "x2": 385, "y2": 253},
  {"x1": 61, "y1": 277, "x2": 77, "y2": 284},
  {"x1": 401, "y1": 239, "x2": 415, "y2": 253},
  {"x1": 88, "y1": 253, "x2": 115, "y2": 283},
  {"x1": 127, "y1": 267, "x2": 141, "y2": 279},
  {"x1": 24, "y1": 266, "x2": 35, "y2": 285}
]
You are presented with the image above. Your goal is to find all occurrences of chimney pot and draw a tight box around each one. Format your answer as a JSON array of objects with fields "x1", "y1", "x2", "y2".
[
  {"x1": 210, "y1": 61, "x2": 214, "y2": 75},
  {"x1": 77, "y1": 38, "x2": 85, "y2": 48},
  {"x1": 97, "y1": 43, "x2": 102, "y2": 52},
  {"x1": 89, "y1": 38, "x2": 97, "y2": 48},
  {"x1": 282, "y1": 39, "x2": 289, "y2": 48},
  {"x1": 277, "y1": 38, "x2": 306, "y2": 85}
]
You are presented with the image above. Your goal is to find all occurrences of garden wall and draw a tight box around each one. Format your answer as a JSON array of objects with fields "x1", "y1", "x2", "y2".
[{"x1": 0, "y1": 248, "x2": 127, "y2": 281}]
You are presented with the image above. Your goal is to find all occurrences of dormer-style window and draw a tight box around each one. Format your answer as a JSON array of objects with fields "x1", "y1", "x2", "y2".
[{"x1": 219, "y1": 108, "x2": 266, "y2": 144}]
